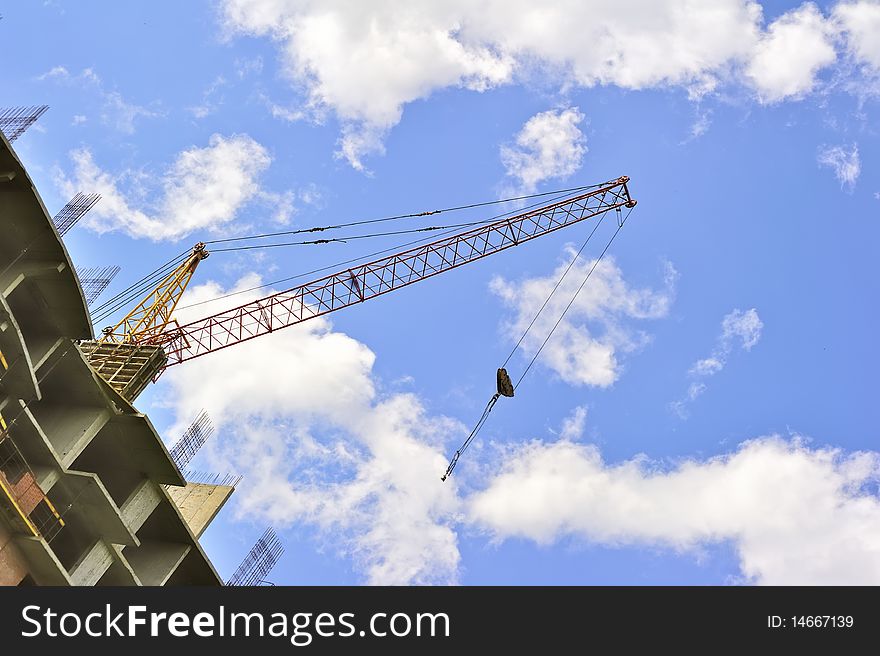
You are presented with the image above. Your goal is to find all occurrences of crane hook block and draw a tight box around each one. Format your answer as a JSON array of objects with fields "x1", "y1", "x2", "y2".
[{"x1": 496, "y1": 368, "x2": 515, "y2": 398}]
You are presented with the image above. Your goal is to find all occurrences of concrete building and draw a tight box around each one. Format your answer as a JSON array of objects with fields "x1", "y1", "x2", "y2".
[{"x1": 0, "y1": 131, "x2": 230, "y2": 585}]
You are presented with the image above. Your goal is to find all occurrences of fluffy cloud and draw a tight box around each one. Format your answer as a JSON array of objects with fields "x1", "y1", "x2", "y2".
[
  {"x1": 469, "y1": 435, "x2": 880, "y2": 584},
  {"x1": 501, "y1": 107, "x2": 586, "y2": 192},
  {"x1": 56, "y1": 134, "x2": 272, "y2": 241},
  {"x1": 673, "y1": 308, "x2": 763, "y2": 417},
  {"x1": 835, "y1": 1, "x2": 880, "y2": 73},
  {"x1": 161, "y1": 278, "x2": 877, "y2": 585},
  {"x1": 221, "y1": 0, "x2": 762, "y2": 167},
  {"x1": 222, "y1": 1, "x2": 513, "y2": 170},
  {"x1": 490, "y1": 250, "x2": 675, "y2": 387},
  {"x1": 721, "y1": 307, "x2": 763, "y2": 351},
  {"x1": 37, "y1": 66, "x2": 161, "y2": 134},
  {"x1": 160, "y1": 274, "x2": 463, "y2": 584},
  {"x1": 745, "y1": 3, "x2": 838, "y2": 103},
  {"x1": 220, "y1": 1, "x2": 880, "y2": 169},
  {"x1": 559, "y1": 405, "x2": 588, "y2": 442},
  {"x1": 818, "y1": 143, "x2": 861, "y2": 191},
  {"x1": 188, "y1": 75, "x2": 228, "y2": 119}
]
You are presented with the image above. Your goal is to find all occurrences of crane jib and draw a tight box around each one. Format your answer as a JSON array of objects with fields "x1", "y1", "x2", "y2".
[{"x1": 157, "y1": 177, "x2": 635, "y2": 368}]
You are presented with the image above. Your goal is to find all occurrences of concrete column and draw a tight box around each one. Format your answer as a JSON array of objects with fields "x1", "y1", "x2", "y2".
[
  {"x1": 68, "y1": 539, "x2": 114, "y2": 586},
  {"x1": 120, "y1": 479, "x2": 162, "y2": 534},
  {"x1": 166, "y1": 483, "x2": 234, "y2": 538}
]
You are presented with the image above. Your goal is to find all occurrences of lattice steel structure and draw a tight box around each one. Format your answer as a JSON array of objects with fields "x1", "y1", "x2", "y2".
[
  {"x1": 169, "y1": 411, "x2": 214, "y2": 471},
  {"x1": 52, "y1": 193, "x2": 102, "y2": 237},
  {"x1": 80, "y1": 243, "x2": 208, "y2": 398},
  {"x1": 99, "y1": 242, "x2": 209, "y2": 345},
  {"x1": 226, "y1": 527, "x2": 283, "y2": 586},
  {"x1": 158, "y1": 177, "x2": 636, "y2": 367},
  {"x1": 77, "y1": 265, "x2": 120, "y2": 307},
  {"x1": 0, "y1": 105, "x2": 48, "y2": 142}
]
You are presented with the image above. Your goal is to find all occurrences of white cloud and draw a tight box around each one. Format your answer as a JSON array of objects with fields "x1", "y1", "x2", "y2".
[
  {"x1": 221, "y1": 0, "x2": 766, "y2": 169},
  {"x1": 220, "y1": 1, "x2": 880, "y2": 170},
  {"x1": 722, "y1": 307, "x2": 763, "y2": 351},
  {"x1": 234, "y1": 56, "x2": 264, "y2": 79},
  {"x1": 37, "y1": 66, "x2": 160, "y2": 133},
  {"x1": 686, "y1": 382, "x2": 707, "y2": 401},
  {"x1": 336, "y1": 124, "x2": 388, "y2": 172},
  {"x1": 222, "y1": 0, "x2": 514, "y2": 169},
  {"x1": 267, "y1": 100, "x2": 306, "y2": 123},
  {"x1": 673, "y1": 308, "x2": 762, "y2": 417},
  {"x1": 257, "y1": 189, "x2": 297, "y2": 225},
  {"x1": 160, "y1": 274, "x2": 464, "y2": 584},
  {"x1": 682, "y1": 109, "x2": 712, "y2": 143},
  {"x1": 835, "y1": 1, "x2": 880, "y2": 73},
  {"x1": 818, "y1": 143, "x2": 861, "y2": 190},
  {"x1": 188, "y1": 76, "x2": 229, "y2": 119},
  {"x1": 501, "y1": 107, "x2": 586, "y2": 192},
  {"x1": 490, "y1": 251, "x2": 675, "y2": 387},
  {"x1": 745, "y1": 3, "x2": 838, "y2": 103},
  {"x1": 101, "y1": 91, "x2": 161, "y2": 134},
  {"x1": 559, "y1": 405, "x2": 588, "y2": 442},
  {"x1": 690, "y1": 357, "x2": 723, "y2": 377},
  {"x1": 71, "y1": 114, "x2": 87, "y2": 126},
  {"x1": 37, "y1": 65, "x2": 71, "y2": 81},
  {"x1": 469, "y1": 435, "x2": 880, "y2": 584},
  {"x1": 56, "y1": 133, "x2": 272, "y2": 241}
]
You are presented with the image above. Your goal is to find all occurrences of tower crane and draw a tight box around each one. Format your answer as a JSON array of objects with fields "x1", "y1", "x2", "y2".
[{"x1": 80, "y1": 177, "x2": 636, "y2": 400}]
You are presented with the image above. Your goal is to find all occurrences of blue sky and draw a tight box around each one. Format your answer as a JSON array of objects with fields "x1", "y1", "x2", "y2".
[{"x1": 3, "y1": 0, "x2": 879, "y2": 585}]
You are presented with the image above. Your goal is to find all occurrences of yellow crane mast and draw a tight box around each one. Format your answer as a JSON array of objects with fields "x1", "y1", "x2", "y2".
[
  {"x1": 79, "y1": 242, "x2": 210, "y2": 399},
  {"x1": 99, "y1": 242, "x2": 209, "y2": 344}
]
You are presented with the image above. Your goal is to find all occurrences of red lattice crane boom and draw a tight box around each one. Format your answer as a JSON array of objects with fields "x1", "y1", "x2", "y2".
[{"x1": 153, "y1": 176, "x2": 636, "y2": 368}]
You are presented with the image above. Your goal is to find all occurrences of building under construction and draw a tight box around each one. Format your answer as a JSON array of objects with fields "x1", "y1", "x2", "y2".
[{"x1": 0, "y1": 130, "x2": 233, "y2": 585}]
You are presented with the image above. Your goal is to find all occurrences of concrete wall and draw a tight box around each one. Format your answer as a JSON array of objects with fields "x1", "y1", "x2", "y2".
[{"x1": 166, "y1": 483, "x2": 234, "y2": 538}]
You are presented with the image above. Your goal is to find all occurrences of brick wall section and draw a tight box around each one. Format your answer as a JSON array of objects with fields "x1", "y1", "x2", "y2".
[{"x1": 0, "y1": 521, "x2": 28, "y2": 586}]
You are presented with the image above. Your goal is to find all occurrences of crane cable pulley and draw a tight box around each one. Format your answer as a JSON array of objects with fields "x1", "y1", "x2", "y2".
[{"x1": 441, "y1": 204, "x2": 635, "y2": 481}]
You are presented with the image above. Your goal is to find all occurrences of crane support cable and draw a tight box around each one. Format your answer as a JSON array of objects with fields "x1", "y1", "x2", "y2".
[
  {"x1": 500, "y1": 211, "x2": 608, "y2": 370},
  {"x1": 89, "y1": 249, "x2": 189, "y2": 321},
  {"x1": 201, "y1": 182, "x2": 612, "y2": 247},
  {"x1": 441, "y1": 205, "x2": 634, "y2": 481},
  {"x1": 91, "y1": 258, "x2": 186, "y2": 321},
  {"x1": 91, "y1": 260, "x2": 188, "y2": 326},
  {"x1": 89, "y1": 184, "x2": 614, "y2": 329},
  {"x1": 513, "y1": 207, "x2": 631, "y2": 392},
  {"x1": 175, "y1": 187, "x2": 592, "y2": 313},
  {"x1": 208, "y1": 218, "x2": 511, "y2": 253},
  {"x1": 91, "y1": 249, "x2": 188, "y2": 313}
]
